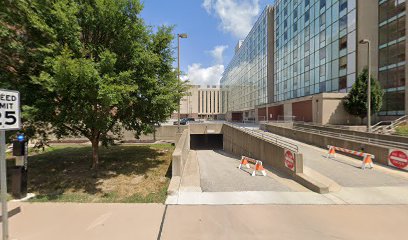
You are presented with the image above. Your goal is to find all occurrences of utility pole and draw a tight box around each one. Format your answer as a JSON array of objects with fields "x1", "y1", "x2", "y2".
[{"x1": 177, "y1": 33, "x2": 188, "y2": 132}]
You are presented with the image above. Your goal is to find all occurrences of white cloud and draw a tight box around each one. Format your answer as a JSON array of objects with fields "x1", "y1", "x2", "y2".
[
  {"x1": 209, "y1": 45, "x2": 228, "y2": 64},
  {"x1": 182, "y1": 63, "x2": 224, "y2": 86},
  {"x1": 203, "y1": 0, "x2": 213, "y2": 12},
  {"x1": 202, "y1": 0, "x2": 261, "y2": 38}
]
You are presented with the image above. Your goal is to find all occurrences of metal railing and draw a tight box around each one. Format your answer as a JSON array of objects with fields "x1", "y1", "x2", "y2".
[
  {"x1": 371, "y1": 115, "x2": 407, "y2": 133},
  {"x1": 225, "y1": 123, "x2": 299, "y2": 153},
  {"x1": 292, "y1": 125, "x2": 408, "y2": 149}
]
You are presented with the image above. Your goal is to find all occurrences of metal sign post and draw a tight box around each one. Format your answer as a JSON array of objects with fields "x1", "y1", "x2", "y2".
[
  {"x1": 0, "y1": 130, "x2": 8, "y2": 240},
  {"x1": 1, "y1": 89, "x2": 21, "y2": 240}
]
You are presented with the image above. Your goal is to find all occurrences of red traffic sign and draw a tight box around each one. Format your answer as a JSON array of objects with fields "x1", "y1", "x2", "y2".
[
  {"x1": 285, "y1": 149, "x2": 295, "y2": 171},
  {"x1": 388, "y1": 149, "x2": 408, "y2": 171}
]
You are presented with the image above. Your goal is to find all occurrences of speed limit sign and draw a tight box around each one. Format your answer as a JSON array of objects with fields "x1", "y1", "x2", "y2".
[
  {"x1": 1, "y1": 89, "x2": 21, "y2": 239},
  {"x1": 0, "y1": 89, "x2": 21, "y2": 130}
]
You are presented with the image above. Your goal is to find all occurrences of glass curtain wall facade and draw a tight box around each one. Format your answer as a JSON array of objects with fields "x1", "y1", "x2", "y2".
[
  {"x1": 378, "y1": 0, "x2": 406, "y2": 116},
  {"x1": 274, "y1": 0, "x2": 357, "y2": 102},
  {"x1": 220, "y1": 7, "x2": 269, "y2": 113}
]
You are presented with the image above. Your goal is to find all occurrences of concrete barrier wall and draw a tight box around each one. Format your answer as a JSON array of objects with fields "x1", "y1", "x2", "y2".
[
  {"x1": 293, "y1": 123, "x2": 408, "y2": 143},
  {"x1": 172, "y1": 129, "x2": 190, "y2": 176},
  {"x1": 135, "y1": 125, "x2": 189, "y2": 141},
  {"x1": 222, "y1": 124, "x2": 303, "y2": 175},
  {"x1": 189, "y1": 123, "x2": 223, "y2": 134},
  {"x1": 265, "y1": 124, "x2": 391, "y2": 165}
]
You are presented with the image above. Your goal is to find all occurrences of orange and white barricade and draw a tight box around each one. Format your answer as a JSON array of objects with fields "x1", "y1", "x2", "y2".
[
  {"x1": 327, "y1": 145, "x2": 375, "y2": 170},
  {"x1": 238, "y1": 156, "x2": 267, "y2": 176},
  {"x1": 252, "y1": 160, "x2": 266, "y2": 176},
  {"x1": 361, "y1": 154, "x2": 374, "y2": 170},
  {"x1": 239, "y1": 156, "x2": 250, "y2": 169},
  {"x1": 327, "y1": 146, "x2": 336, "y2": 159}
]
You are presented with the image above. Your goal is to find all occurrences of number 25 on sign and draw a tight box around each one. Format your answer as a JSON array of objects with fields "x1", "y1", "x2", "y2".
[
  {"x1": 0, "y1": 89, "x2": 21, "y2": 240},
  {"x1": 0, "y1": 89, "x2": 21, "y2": 130}
]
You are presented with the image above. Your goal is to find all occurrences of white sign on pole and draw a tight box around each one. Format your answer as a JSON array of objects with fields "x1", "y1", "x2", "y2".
[
  {"x1": 0, "y1": 89, "x2": 21, "y2": 240},
  {"x1": 0, "y1": 89, "x2": 21, "y2": 130}
]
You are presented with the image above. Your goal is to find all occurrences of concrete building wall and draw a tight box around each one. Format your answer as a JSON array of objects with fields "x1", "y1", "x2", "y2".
[
  {"x1": 262, "y1": 93, "x2": 359, "y2": 125},
  {"x1": 268, "y1": 105, "x2": 283, "y2": 121},
  {"x1": 292, "y1": 100, "x2": 313, "y2": 122},
  {"x1": 357, "y1": 0, "x2": 379, "y2": 79},
  {"x1": 175, "y1": 85, "x2": 224, "y2": 119}
]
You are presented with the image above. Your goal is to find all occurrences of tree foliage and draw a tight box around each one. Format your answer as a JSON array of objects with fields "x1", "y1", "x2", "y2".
[
  {"x1": 1, "y1": 0, "x2": 183, "y2": 168},
  {"x1": 343, "y1": 68, "x2": 384, "y2": 123}
]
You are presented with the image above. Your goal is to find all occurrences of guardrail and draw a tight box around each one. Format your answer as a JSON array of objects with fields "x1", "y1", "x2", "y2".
[
  {"x1": 293, "y1": 126, "x2": 408, "y2": 149},
  {"x1": 225, "y1": 123, "x2": 299, "y2": 153}
]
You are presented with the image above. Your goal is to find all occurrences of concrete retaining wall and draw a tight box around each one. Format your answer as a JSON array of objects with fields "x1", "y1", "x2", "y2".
[
  {"x1": 293, "y1": 123, "x2": 408, "y2": 143},
  {"x1": 264, "y1": 124, "x2": 392, "y2": 165},
  {"x1": 172, "y1": 129, "x2": 190, "y2": 177},
  {"x1": 222, "y1": 124, "x2": 334, "y2": 193},
  {"x1": 222, "y1": 124, "x2": 301, "y2": 175},
  {"x1": 189, "y1": 123, "x2": 223, "y2": 134}
]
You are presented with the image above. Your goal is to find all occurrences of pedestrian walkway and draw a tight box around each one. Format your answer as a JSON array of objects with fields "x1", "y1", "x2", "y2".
[
  {"x1": 1, "y1": 202, "x2": 164, "y2": 240},
  {"x1": 159, "y1": 205, "x2": 408, "y2": 240},
  {"x1": 3, "y1": 202, "x2": 408, "y2": 240}
]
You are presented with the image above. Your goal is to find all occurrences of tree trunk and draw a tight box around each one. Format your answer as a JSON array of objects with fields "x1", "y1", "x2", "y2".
[{"x1": 91, "y1": 138, "x2": 99, "y2": 169}]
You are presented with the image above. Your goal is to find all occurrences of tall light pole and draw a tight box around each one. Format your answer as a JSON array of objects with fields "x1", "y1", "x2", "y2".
[
  {"x1": 177, "y1": 33, "x2": 188, "y2": 132},
  {"x1": 360, "y1": 39, "x2": 371, "y2": 132}
]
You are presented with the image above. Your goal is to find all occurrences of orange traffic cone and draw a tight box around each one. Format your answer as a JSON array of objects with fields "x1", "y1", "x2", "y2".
[
  {"x1": 239, "y1": 156, "x2": 250, "y2": 169},
  {"x1": 252, "y1": 161, "x2": 266, "y2": 176},
  {"x1": 361, "y1": 154, "x2": 374, "y2": 170},
  {"x1": 327, "y1": 146, "x2": 336, "y2": 159}
]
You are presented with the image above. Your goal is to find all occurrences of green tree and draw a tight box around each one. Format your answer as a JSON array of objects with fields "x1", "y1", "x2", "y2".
[
  {"x1": 343, "y1": 68, "x2": 384, "y2": 124},
  {"x1": 1, "y1": 0, "x2": 182, "y2": 168}
]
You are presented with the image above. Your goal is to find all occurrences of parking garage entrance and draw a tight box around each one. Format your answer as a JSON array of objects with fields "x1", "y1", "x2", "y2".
[{"x1": 190, "y1": 134, "x2": 223, "y2": 150}]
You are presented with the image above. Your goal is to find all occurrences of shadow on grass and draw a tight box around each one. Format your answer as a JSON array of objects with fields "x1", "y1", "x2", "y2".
[{"x1": 27, "y1": 145, "x2": 170, "y2": 200}]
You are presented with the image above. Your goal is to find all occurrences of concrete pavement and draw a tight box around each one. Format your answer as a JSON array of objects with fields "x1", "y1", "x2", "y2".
[
  {"x1": 166, "y1": 147, "x2": 408, "y2": 205},
  {"x1": 197, "y1": 150, "x2": 301, "y2": 192},
  {"x1": 4, "y1": 202, "x2": 408, "y2": 240},
  {"x1": 1, "y1": 202, "x2": 165, "y2": 240},
  {"x1": 160, "y1": 205, "x2": 408, "y2": 240}
]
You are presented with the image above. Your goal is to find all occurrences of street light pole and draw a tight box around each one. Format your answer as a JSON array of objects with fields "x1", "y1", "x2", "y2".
[
  {"x1": 360, "y1": 39, "x2": 371, "y2": 132},
  {"x1": 177, "y1": 33, "x2": 188, "y2": 133}
]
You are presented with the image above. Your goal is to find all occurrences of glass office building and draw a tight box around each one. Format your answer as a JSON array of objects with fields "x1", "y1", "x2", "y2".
[
  {"x1": 274, "y1": 0, "x2": 357, "y2": 102},
  {"x1": 378, "y1": 0, "x2": 406, "y2": 116},
  {"x1": 221, "y1": 0, "x2": 407, "y2": 123},
  {"x1": 220, "y1": 7, "x2": 271, "y2": 115}
]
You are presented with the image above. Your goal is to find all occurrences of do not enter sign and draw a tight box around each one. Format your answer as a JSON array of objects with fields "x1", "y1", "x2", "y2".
[
  {"x1": 388, "y1": 149, "x2": 408, "y2": 171},
  {"x1": 284, "y1": 149, "x2": 296, "y2": 171}
]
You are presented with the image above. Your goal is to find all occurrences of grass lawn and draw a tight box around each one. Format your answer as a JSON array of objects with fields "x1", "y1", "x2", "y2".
[
  {"x1": 395, "y1": 125, "x2": 408, "y2": 136},
  {"x1": 25, "y1": 144, "x2": 174, "y2": 203}
]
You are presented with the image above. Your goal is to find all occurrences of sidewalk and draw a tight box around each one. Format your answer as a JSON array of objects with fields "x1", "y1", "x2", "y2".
[
  {"x1": 1, "y1": 202, "x2": 164, "y2": 240},
  {"x1": 160, "y1": 205, "x2": 408, "y2": 240},
  {"x1": 2, "y1": 202, "x2": 408, "y2": 239}
]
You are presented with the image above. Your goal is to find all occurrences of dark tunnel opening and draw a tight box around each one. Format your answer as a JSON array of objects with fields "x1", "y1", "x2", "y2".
[{"x1": 190, "y1": 134, "x2": 223, "y2": 150}]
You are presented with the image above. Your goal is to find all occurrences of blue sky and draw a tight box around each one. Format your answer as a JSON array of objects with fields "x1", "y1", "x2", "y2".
[{"x1": 141, "y1": 0, "x2": 272, "y2": 85}]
